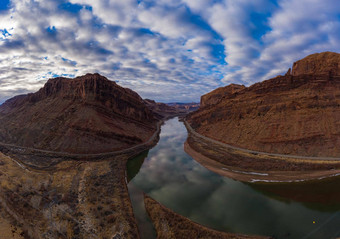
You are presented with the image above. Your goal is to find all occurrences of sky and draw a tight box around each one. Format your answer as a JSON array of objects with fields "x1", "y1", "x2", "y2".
[{"x1": 0, "y1": 0, "x2": 340, "y2": 103}]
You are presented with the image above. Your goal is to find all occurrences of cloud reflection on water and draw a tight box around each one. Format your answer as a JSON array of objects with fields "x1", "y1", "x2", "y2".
[{"x1": 128, "y1": 118, "x2": 340, "y2": 239}]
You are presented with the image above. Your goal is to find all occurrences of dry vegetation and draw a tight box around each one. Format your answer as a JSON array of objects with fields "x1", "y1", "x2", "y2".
[{"x1": 0, "y1": 152, "x2": 140, "y2": 239}]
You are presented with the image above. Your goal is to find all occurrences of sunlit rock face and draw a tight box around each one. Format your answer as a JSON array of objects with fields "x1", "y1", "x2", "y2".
[
  {"x1": 187, "y1": 52, "x2": 340, "y2": 157},
  {"x1": 291, "y1": 51, "x2": 340, "y2": 76},
  {"x1": 0, "y1": 73, "x2": 157, "y2": 154},
  {"x1": 200, "y1": 84, "x2": 245, "y2": 107}
]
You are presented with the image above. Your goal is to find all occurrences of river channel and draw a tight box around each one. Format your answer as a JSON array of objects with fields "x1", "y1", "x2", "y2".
[{"x1": 127, "y1": 117, "x2": 340, "y2": 239}]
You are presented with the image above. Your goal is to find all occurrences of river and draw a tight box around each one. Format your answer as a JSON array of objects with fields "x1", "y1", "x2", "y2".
[{"x1": 127, "y1": 117, "x2": 340, "y2": 239}]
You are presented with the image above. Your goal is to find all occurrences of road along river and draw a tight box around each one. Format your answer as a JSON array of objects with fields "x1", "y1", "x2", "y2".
[{"x1": 127, "y1": 117, "x2": 340, "y2": 239}]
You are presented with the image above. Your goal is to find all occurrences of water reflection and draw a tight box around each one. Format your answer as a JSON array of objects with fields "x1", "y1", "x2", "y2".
[
  {"x1": 128, "y1": 118, "x2": 340, "y2": 239},
  {"x1": 248, "y1": 177, "x2": 340, "y2": 212},
  {"x1": 127, "y1": 150, "x2": 149, "y2": 182}
]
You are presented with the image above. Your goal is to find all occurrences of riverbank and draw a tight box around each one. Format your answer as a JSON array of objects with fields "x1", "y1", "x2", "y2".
[
  {"x1": 0, "y1": 119, "x2": 165, "y2": 238},
  {"x1": 184, "y1": 120, "x2": 340, "y2": 182},
  {"x1": 144, "y1": 195, "x2": 271, "y2": 239}
]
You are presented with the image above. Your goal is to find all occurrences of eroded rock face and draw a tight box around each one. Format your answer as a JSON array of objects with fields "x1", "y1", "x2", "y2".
[
  {"x1": 0, "y1": 73, "x2": 157, "y2": 154},
  {"x1": 291, "y1": 51, "x2": 340, "y2": 76},
  {"x1": 187, "y1": 52, "x2": 340, "y2": 157},
  {"x1": 143, "y1": 99, "x2": 179, "y2": 120},
  {"x1": 200, "y1": 84, "x2": 245, "y2": 107}
]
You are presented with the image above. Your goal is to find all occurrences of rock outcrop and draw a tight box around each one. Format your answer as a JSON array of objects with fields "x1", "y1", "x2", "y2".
[
  {"x1": 187, "y1": 52, "x2": 340, "y2": 157},
  {"x1": 0, "y1": 73, "x2": 157, "y2": 154},
  {"x1": 291, "y1": 51, "x2": 340, "y2": 76},
  {"x1": 200, "y1": 84, "x2": 245, "y2": 107}
]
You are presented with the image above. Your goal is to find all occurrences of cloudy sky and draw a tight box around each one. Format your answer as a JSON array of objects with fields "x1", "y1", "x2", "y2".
[{"x1": 0, "y1": 0, "x2": 340, "y2": 103}]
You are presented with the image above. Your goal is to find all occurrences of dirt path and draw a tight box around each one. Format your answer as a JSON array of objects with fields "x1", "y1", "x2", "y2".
[
  {"x1": 0, "y1": 120, "x2": 162, "y2": 159},
  {"x1": 184, "y1": 120, "x2": 340, "y2": 162}
]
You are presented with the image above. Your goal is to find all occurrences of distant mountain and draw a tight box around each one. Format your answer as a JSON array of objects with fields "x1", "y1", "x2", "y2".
[
  {"x1": 0, "y1": 73, "x2": 157, "y2": 154},
  {"x1": 187, "y1": 52, "x2": 340, "y2": 157},
  {"x1": 144, "y1": 100, "x2": 199, "y2": 119},
  {"x1": 166, "y1": 102, "x2": 200, "y2": 112}
]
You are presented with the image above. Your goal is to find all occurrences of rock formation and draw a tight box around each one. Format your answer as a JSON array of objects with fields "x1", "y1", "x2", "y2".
[
  {"x1": 144, "y1": 99, "x2": 180, "y2": 119},
  {"x1": 0, "y1": 73, "x2": 157, "y2": 154},
  {"x1": 166, "y1": 102, "x2": 200, "y2": 112},
  {"x1": 144, "y1": 99, "x2": 199, "y2": 119},
  {"x1": 187, "y1": 52, "x2": 340, "y2": 157},
  {"x1": 291, "y1": 51, "x2": 340, "y2": 76},
  {"x1": 200, "y1": 84, "x2": 245, "y2": 107}
]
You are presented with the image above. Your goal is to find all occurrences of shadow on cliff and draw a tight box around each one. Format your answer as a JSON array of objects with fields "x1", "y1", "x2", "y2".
[{"x1": 126, "y1": 150, "x2": 149, "y2": 183}]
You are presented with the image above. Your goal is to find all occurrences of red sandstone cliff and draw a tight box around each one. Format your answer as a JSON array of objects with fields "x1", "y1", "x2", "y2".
[
  {"x1": 187, "y1": 52, "x2": 340, "y2": 157},
  {"x1": 291, "y1": 51, "x2": 340, "y2": 76},
  {"x1": 0, "y1": 73, "x2": 157, "y2": 154},
  {"x1": 200, "y1": 84, "x2": 245, "y2": 107}
]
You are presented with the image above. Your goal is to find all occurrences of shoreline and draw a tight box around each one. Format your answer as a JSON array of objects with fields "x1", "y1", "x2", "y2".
[
  {"x1": 184, "y1": 141, "x2": 340, "y2": 183},
  {"x1": 183, "y1": 119, "x2": 340, "y2": 183},
  {"x1": 144, "y1": 194, "x2": 270, "y2": 239}
]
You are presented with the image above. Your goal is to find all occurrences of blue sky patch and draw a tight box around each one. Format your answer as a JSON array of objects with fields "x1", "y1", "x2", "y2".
[
  {"x1": 0, "y1": 0, "x2": 340, "y2": 102},
  {"x1": 61, "y1": 57, "x2": 77, "y2": 66},
  {"x1": 0, "y1": 0, "x2": 10, "y2": 11},
  {"x1": 58, "y1": 2, "x2": 83, "y2": 13},
  {"x1": 0, "y1": 29, "x2": 12, "y2": 38},
  {"x1": 249, "y1": 12, "x2": 273, "y2": 42}
]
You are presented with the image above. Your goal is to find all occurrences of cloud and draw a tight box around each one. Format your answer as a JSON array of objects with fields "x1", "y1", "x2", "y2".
[
  {"x1": 0, "y1": 0, "x2": 340, "y2": 103},
  {"x1": 221, "y1": 0, "x2": 340, "y2": 84}
]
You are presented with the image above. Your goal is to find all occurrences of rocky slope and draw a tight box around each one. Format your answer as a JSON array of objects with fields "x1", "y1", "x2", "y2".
[
  {"x1": 0, "y1": 73, "x2": 157, "y2": 154},
  {"x1": 187, "y1": 52, "x2": 340, "y2": 157}
]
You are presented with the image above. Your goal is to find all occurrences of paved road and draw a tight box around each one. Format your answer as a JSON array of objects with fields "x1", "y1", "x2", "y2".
[
  {"x1": 183, "y1": 120, "x2": 340, "y2": 161},
  {"x1": 0, "y1": 120, "x2": 162, "y2": 158}
]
